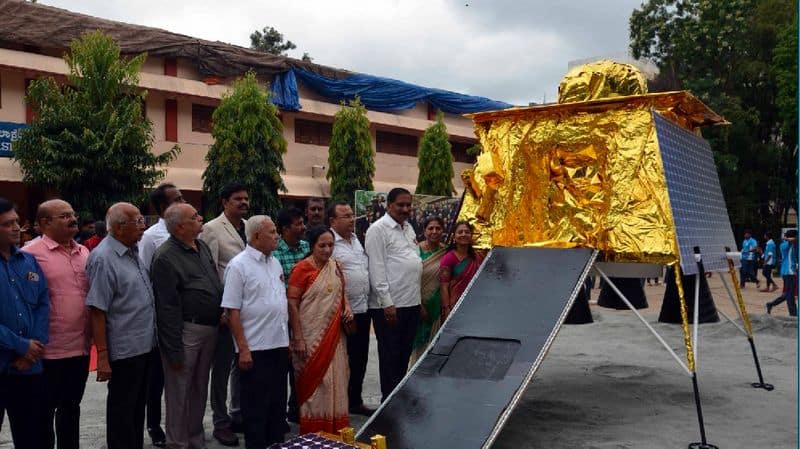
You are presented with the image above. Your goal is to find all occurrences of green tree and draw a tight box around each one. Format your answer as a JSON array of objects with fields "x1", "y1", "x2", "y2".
[
  {"x1": 771, "y1": 13, "x2": 798, "y2": 225},
  {"x1": 202, "y1": 72, "x2": 287, "y2": 217},
  {"x1": 250, "y1": 26, "x2": 312, "y2": 61},
  {"x1": 13, "y1": 31, "x2": 178, "y2": 218},
  {"x1": 415, "y1": 112, "x2": 455, "y2": 196},
  {"x1": 629, "y1": 0, "x2": 798, "y2": 232},
  {"x1": 327, "y1": 98, "x2": 375, "y2": 203},
  {"x1": 772, "y1": 14, "x2": 798, "y2": 147},
  {"x1": 466, "y1": 143, "x2": 482, "y2": 157},
  {"x1": 250, "y1": 26, "x2": 296, "y2": 54}
]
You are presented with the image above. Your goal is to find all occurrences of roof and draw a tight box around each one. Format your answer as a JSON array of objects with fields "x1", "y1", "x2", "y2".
[
  {"x1": 0, "y1": 0, "x2": 348, "y2": 79},
  {"x1": 0, "y1": 0, "x2": 513, "y2": 113}
]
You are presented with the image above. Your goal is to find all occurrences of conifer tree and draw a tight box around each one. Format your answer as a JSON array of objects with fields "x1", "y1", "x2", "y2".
[
  {"x1": 202, "y1": 72, "x2": 287, "y2": 216},
  {"x1": 415, "y1": 112, "x2": 455, "y2": 196},
  {"x1": 327, "y1": 98, "x2": 375, "y2": 203}
]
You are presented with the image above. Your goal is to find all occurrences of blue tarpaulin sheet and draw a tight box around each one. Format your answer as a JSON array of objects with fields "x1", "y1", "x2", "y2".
[
  {"x1": 270, "y1": 68, "x2": 512, "y2": 114},
  {"x1": 269, "y1": 69, "x2": 301, "y2": 111}
]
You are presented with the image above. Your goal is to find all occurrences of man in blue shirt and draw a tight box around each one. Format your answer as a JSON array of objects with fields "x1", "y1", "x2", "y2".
[
  {"x1": 760, "y1": 232, "x2": 778, "y2": 292},
  {"x1": 86, "y1": 202, "x2": 156, "y2": 449},
  {"x1": 0, "y1": 197, "x2": 49, "y2": 448},
  {"x1": 767, "y1": 229, "x2": 798, "y2": 316},
  {"x1": 739, "y1": 230, "x2": 760, "y2": 289}
]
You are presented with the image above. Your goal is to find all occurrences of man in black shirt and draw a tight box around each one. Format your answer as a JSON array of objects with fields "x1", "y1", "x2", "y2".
[{"x1": 151, "y1": 203, "x2": 223, "y2": 449}]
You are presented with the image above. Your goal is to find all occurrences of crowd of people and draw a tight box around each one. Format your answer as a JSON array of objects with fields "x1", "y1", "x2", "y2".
[
  {"x1": 736, "y1": 229, "x2": 798, "y2": 316},
  {"x1": 0, "y1": 185, "x2": 484, "y2": 449}
]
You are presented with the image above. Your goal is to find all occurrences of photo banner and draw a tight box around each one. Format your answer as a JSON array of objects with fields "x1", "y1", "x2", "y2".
[
  {"x1": 354, "y1": 190, "x2": 461, "y2": 243},
  {"x1": 0, "y1": 122, "x2": 27, "y2": 157}
]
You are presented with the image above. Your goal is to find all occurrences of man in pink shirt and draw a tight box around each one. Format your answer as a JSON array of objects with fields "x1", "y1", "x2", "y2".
[{"x1": 23, "y1": 199, "x2": 91, "y2": 449}]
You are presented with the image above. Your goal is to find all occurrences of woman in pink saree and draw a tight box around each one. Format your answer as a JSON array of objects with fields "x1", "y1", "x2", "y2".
[
  {"x1": 287, "y1": 226, "x2": 355, "y2": 434},
  {"x1": 440, "y1": 222, "x2": 484, "y2": 319}
]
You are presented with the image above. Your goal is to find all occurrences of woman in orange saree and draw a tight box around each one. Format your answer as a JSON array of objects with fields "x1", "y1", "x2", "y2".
[{"x1": 287, "y1": 226, "x2": 355, "y2": 434}]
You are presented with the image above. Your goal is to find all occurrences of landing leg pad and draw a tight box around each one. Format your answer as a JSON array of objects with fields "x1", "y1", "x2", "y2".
[{"x1": 688, "y1": 443, "x2": 719, "y2": 449}]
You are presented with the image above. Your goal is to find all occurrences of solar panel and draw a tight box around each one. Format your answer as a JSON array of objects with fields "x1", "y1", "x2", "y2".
[
  {"x1": 357, "y1": 247, "x2": 598, "y2": 449},
  {"x1": 653, "y1": 111, "x2": 738, "y2": 275}
]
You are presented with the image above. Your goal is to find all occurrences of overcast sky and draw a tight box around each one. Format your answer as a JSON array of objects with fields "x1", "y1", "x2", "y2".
[{"x1": 41, "y1": 0, "x2": 646, "y2": 106}]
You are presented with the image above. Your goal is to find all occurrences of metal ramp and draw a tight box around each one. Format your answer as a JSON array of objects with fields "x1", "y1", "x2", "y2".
[{"x1": 357, "y1": 247, "x2": 597, "y2": 449}]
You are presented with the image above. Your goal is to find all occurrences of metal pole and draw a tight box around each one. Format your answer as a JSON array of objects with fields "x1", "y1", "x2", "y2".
[
  {"x1": 686, "y1": 249, "x2": 719, "y2": 449},
  {"x1": 687, "y1": 374, "x2": 717, "y2": 449},
  {"x1": 724, "y1": 246, "x2": 774, "y2": 391},
  {"x1": 596, "y1": 268, "x2": 691, "y2": 376},
  {"x1": 719, "y1": 274, "x2": 747, "y2": 325},
  {"x1": 716, "y1": 309, "x2": 748, "y2": 336},
  {"x1": 693, "y1": 262, "x2": 700, "y2": 369}
]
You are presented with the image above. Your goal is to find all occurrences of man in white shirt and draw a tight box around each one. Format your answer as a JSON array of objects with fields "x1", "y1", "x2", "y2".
[
  {"x1": 328, "y1": 201, "x2": 374, "y2": 415},
  {"x1": 138, "y1": 182, "x2": 185, "y2": 448},
  {"x1": 139, "y1": 183, "x2": 185, "y2": 270},
  {"x1": 221, "y1": 216, "x2": 288, "y2": 447},
  {"x1": 364, "y1": 188, "x2": 422, "y2": 402}
]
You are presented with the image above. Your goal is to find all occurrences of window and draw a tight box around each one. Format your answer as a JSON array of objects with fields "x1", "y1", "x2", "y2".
[
  {"x1": 450, "y1": 140, "x2": 478, "y2": 164},
  {"x1": 192, "y1": 104, "x2": 215, "y2": 133},
  {"x1": 165, "y1": 99, "x2": 178, "y2": 142},
  {"x1": 376, "y1": 131, "x2": 418, "y2": 157},
  {"x1": 164, "y1": 58, "x2": 178, "y2": 77},
  {"x1": 294, "y1": 118, "x2": 332, "y2": 146}
]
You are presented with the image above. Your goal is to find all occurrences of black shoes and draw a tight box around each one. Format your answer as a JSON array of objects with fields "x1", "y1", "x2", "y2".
[
  {"x1": 213, "y1": 426, "x2": 240, "y2": 446},
  {"x1": 230, "y1": 420, "x2": 244, "y2": 434},
  {"x1": 766, "y1": 302, "x2": 774, "y2": 315},
  {"x1": 147, "y1": 427, "x2": 166, "y2": 448}
]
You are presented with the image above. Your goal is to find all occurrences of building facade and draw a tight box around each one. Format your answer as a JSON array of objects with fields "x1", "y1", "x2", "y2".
[{"x1": 0, "y1": 1, "x2": 500, "y2": 221}]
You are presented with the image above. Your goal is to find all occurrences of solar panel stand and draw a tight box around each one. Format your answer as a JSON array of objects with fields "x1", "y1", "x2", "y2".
[
  {"x1": 595, "y1": 267, "x2": 691, "y2": 375},
  {"x1": 597, "y1": 260, "x2": 719, "y2": 449},
  {"x1": 686, "y1": 247, "x2": 719, "y2": 449},
  {"x1": 721, "y1": 246, "x2": 774, "y2": 391}
]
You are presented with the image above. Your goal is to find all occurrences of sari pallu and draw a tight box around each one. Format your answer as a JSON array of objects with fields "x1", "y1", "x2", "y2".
[
  {"x1": 440, "y1": 250, "x2": 484, "y2": 306},
  {"x1": 410, "y1": 247, "x2": 445, "y2": 365},
  {"x1": 292, "y1": 260, "x2": 350, "y2": 435}
]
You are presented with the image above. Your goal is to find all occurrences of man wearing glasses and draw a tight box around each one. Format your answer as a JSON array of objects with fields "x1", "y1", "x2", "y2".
[
  {"x1": 151, "y1": 203, "x2": 222, "y2": 449},
  {"x1": 23, "y1": 200, "x2": 90, "y2": 449},
  {"x1": 86, "y1": 202, "x2": 156, "y2": 449}
]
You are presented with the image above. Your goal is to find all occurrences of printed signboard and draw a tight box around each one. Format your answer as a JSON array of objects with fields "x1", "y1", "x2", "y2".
[{"x1": 0, "y1": 122, "x2": 28, "y2": 157}]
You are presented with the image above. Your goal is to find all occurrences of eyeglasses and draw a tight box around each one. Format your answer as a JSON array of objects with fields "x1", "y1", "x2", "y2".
[
  {"x1": 49, "y1": 212, "x2": 77, "y2": 220},
  {"x1": 120, "y1": 217, "x2": 146, "y2": 226}
]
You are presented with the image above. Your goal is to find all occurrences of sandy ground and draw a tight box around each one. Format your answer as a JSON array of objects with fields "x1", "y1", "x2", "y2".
[{"x1": 1, "y1": 275, "x2": 796, "y2": 448}]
